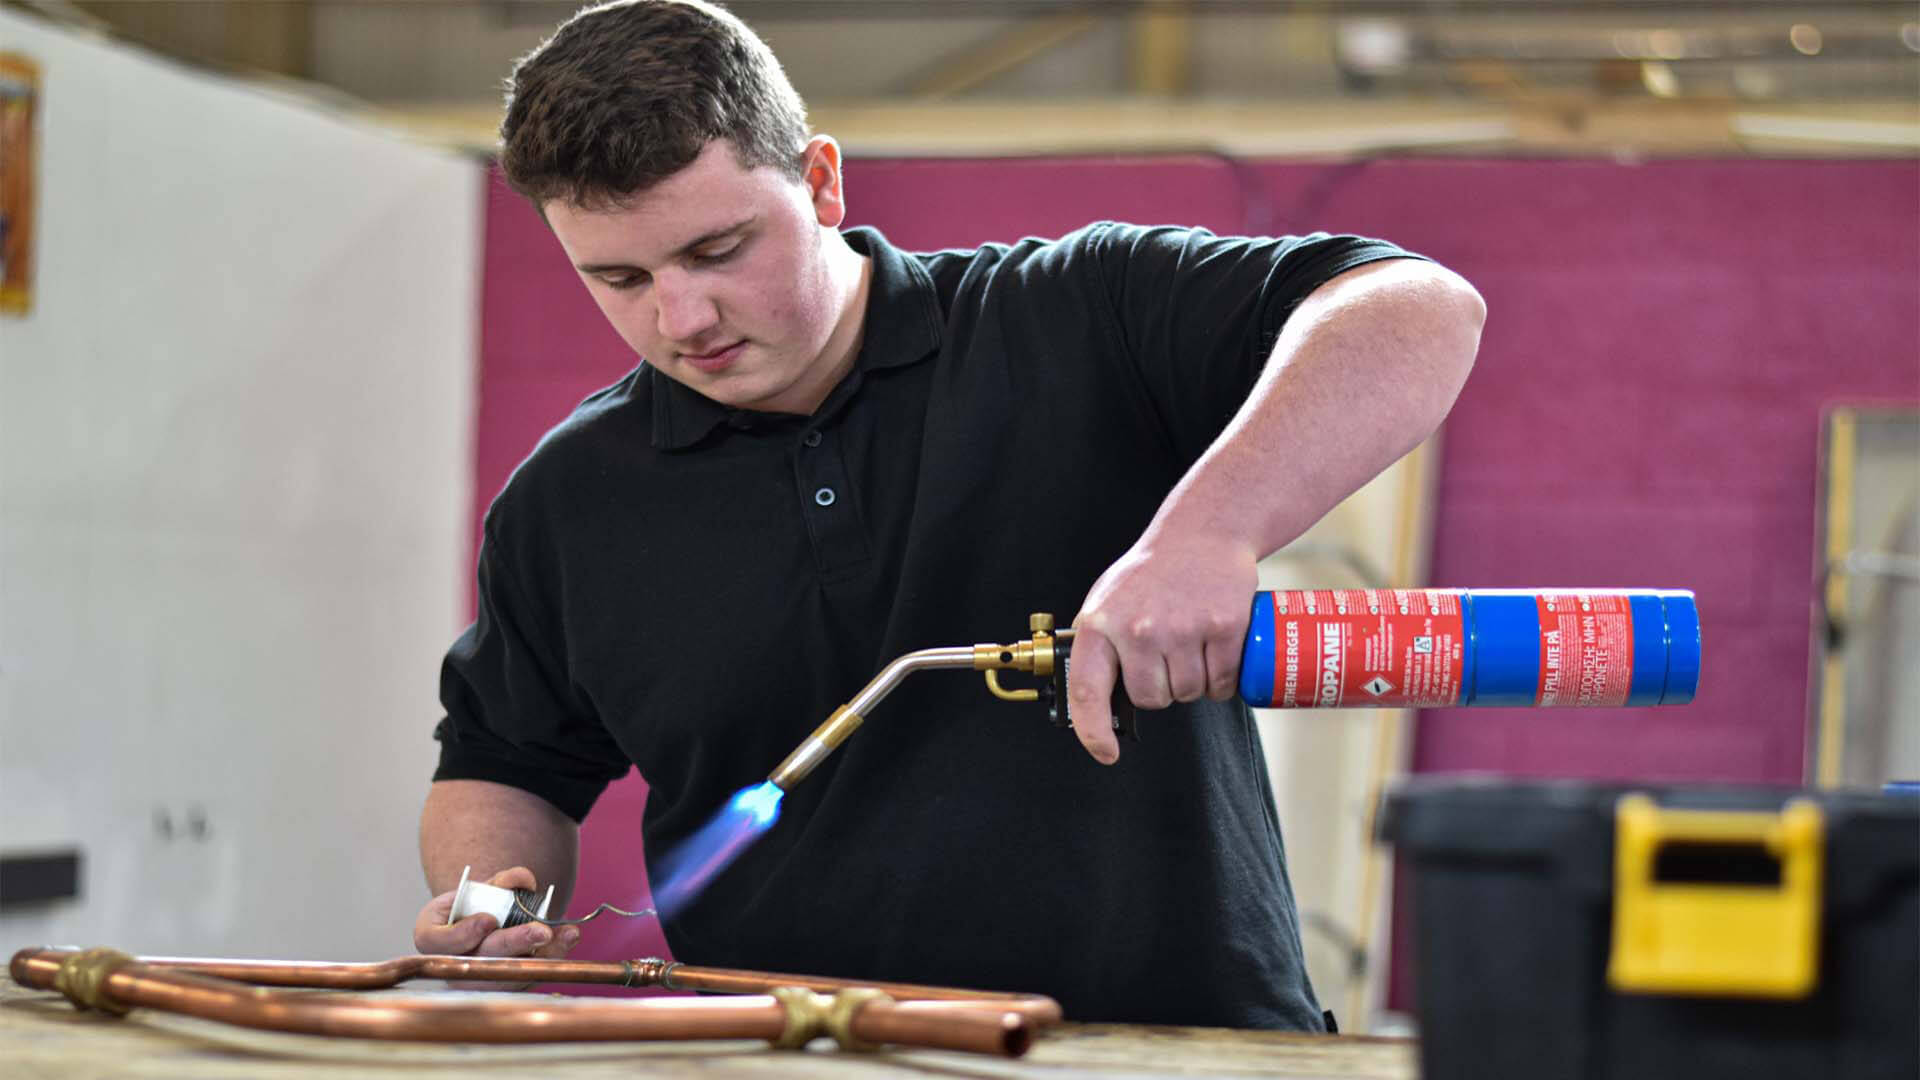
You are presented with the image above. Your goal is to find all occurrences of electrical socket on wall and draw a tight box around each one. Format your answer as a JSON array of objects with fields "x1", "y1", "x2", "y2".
[{"x1": 152, "y1": 805, "x2": 211, "y2": 843}]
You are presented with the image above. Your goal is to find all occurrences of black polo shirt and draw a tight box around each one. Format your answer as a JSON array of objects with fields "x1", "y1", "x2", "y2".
[{"x1": 435, "y1": 221, "x2": 1416, "y2": 1028}]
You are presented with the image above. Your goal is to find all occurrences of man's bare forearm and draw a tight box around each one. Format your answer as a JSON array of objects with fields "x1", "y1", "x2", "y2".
[
  {"x1": 420, "y1": 779, "x2": 581, "y2": 910},
  {"x1": 1151, "y1": 257, "x2": 1484, "y2": 556},
  {"x1": 1063, "y1": 257, "x2": 1483, "y2": 761}
]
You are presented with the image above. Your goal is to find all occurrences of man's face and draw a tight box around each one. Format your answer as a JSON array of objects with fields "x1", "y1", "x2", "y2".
[{"x1": 544, "y1": 138, "x2": 849, "y2": 415}]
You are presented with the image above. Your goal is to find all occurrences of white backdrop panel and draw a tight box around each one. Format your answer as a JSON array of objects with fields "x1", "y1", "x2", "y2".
[{"x1": 0, "y1": 10, "x2": 479, "y2": 960}]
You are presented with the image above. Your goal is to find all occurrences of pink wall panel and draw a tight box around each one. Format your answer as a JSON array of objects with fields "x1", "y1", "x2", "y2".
[
  {"x1": 473, "y1": 157, "x2": 1920, "y2": 993},
  {"x1": 472, "y1": 181, "x2": 634, "y2": 564},
  {"x1": 1339, "y1": 160, "x2": 1918, "y2": 785},
  {"x1": 476, "y1": 179, "x2": 671, "y2": 988}
]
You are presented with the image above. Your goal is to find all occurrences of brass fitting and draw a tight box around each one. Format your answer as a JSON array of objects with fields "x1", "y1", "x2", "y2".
[
  {"x1": 768, "y1": 986, "x2": 893, "y2": 1051},
  {"x1": 621, "y1": 957, "x2": 673, "y2": 988},
  {"x1": 762, "y1": 615, "x2": 1074, "y2": 794},
  {"x1": 983, "y1": 669, "x2": 1036, "y2": 702},
  {"x1": 53, "y1": 947, "x2": 136, "y2": 1015},
  {"x1": 977, "y1": 612, "x2": 1063, "y2": 701},
  {"x1": 827, "y1": 987, "x2": 892, "y2": 1051},
  {"x1": 769, "y1": 987, "x2": 827, "y2": 1049},
  {"x1": 768, "y1": 706, "x2": 864, "y2": 791}
]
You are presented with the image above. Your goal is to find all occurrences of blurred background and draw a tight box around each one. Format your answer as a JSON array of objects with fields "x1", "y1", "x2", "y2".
[
  {"x1": 31, "y1": 0, "x2": 1920, "y2": 152},
  {"x1": 2, "y1": 0, "x2": 1915, "y2": 1035}
]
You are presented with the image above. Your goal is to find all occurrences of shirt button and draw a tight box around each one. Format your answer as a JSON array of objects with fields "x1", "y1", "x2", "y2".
[
  {"x1": 802, "y1": 430, "x2": 823, "y2": 448},
  {"x1": 814, "y1": 487, "x2": 837, "y2": 507}
]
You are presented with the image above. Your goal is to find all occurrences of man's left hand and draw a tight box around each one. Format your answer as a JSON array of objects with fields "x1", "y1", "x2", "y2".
[{"x1": 1068, "y1": 532, "x2": 1259, "y2": 764}]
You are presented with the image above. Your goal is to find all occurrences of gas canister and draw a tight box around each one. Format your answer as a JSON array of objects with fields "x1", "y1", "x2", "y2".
[{"x1": 1238, "y1": 588, "x2": 1700, "y2": 709}]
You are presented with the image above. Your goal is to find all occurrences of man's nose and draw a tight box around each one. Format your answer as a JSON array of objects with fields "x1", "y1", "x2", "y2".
[{"x1": 654, "y1": 271, "x2": 720, "y2": 343}]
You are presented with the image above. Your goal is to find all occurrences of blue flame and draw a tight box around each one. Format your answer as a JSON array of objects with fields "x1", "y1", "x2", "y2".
[{"x1": 650, "y1": 781, "x2": 785, "y2": 917}]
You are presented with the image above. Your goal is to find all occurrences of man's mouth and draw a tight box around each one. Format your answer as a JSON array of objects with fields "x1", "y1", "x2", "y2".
[{"x1": 680, "y1": 340, "x2": 746, "y2": 374}]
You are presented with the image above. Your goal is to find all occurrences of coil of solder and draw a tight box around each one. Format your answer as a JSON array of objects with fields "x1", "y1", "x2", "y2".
[{"x1": 446, "y1": 865, "x2": 655, "y2": 930}]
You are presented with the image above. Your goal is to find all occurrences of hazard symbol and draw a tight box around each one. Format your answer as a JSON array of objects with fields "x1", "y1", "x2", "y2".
[
  {"x1": 1413, "y1": 636, "x2": 1434, "y2": 654},
  {"x1": 1363, "y1": 676, "x2": 1395, "y2": 697}
]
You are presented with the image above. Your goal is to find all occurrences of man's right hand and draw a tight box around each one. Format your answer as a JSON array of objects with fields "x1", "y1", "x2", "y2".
[{"x1": 411, "y1": 865, "x2": 581, "y2": 965}]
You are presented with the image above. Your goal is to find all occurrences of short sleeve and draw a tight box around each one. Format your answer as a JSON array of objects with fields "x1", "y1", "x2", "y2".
[
  {"x1": 433, "y1": 526, "x2": 630, "y2": 822},
  {"x1": 1087, "y1": 223, "x2": 1423, "y2": 465}
]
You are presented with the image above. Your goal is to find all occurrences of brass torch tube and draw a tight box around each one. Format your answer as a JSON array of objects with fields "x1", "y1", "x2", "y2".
[
  {"x1": 11, "y1": 949, "x2": 1039, "y2": 1055},
  {"x1": 768, "y1": 646, "x2": 979, "y2": 790}
]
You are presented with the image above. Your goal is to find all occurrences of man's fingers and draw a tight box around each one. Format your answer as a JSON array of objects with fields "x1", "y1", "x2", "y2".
[
  {"x1": 1164, "y1": 646, "x2": 1209, "y2": 704},
  {"x1": 416, "y1": 912, "x2": 496, "y2": 955},
  {"x1": 1067, "y1": 627, "x2": 1121, "y2": 765},
  {"x1": 1204, "y1": 632, "x2": 1242, "y2": 702},
  {"x1": 436, "y1": 919, "x2": 575, "y2": 960},
  {"x1": 485, "y1": 866, "x2": 538, "y2": 891},
  {"x1": 480, "y1": 866, "x2": 546, "y2": 930},
  {"x1": 415, "y1": 889, "x2": 456, "y2": 931},
  {"x1": 412, "y1": 868, "x2": 561, "y2": 964},
  {"x1": 1109, "y1": 617, "x2": 1174, "y2": 710},
  {"x1": 1116, "y1": 652, "x2": 1172, "y2": 710},
  {"x1": 412, "y1": 888, "x2": 471, "y2": 952},
  {"x1": 534, "y1": 927, "x2": 583, "y2": 959},
  {"x1": 476, "y1": 921, "x2": 554, "y2": 958}
]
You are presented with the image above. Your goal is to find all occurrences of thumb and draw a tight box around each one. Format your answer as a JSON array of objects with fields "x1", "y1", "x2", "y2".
[
  {"x1": 416, "y1": 906, "x2": 497, "y2": 956},
  {"x1": 1068, "y1": 627, "x2": 1121, "y2": 765}
]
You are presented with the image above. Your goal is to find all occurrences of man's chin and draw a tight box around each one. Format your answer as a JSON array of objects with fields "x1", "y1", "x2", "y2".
[
  {"x1": 668, "y1": 370, "x2": 777, "y2": 411},
  {"x1": 655, "y1": 360, "x2": 811, "y2": 415}
]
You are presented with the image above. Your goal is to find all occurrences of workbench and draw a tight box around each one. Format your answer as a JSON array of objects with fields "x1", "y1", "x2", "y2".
[{"x1": 3, "y1": 976, "x2": 1416, "y2": 1079}]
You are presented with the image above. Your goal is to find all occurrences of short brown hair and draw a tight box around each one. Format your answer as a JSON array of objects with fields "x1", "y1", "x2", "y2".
[{"x1": 500, "y1": 0, "x2": 810, "y2": 209}]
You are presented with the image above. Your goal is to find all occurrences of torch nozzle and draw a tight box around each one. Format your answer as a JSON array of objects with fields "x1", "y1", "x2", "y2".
[
  {"x1": 767, "y1": 706, "x2": 865, "y2": 790},
  {"x1": 762, "y1": 644, "x2": 984, "y2": 792},
  {"x1": 656, "y1": 623, "x2": 1065, "y2": 910}
]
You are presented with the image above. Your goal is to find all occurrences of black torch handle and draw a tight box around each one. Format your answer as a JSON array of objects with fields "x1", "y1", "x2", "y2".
[{"x1": 1048, "y1": 639, "x2": 1139, "y2": 741}]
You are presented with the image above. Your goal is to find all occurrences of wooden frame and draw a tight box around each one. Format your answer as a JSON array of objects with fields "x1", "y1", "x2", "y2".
[{"x1": 0, "y1": 52, "x2": 40, "y2": 316}]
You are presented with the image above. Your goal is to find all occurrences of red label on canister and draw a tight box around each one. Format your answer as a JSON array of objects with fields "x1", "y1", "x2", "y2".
[
  {"x1": 1534, "y1": 593, "x2": 1635, "y2": 706},
  {"x1": 1270, "y1": 589, "x2": 1466, "y2": 707}
]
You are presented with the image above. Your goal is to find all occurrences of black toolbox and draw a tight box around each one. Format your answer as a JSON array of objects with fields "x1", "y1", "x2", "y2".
[{"x1": 1379, "y1": 778, "x2": 1919, "y2": 1080}]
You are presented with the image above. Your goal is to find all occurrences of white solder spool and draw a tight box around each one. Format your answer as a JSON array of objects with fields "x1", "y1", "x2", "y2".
[{"x1": 446, "y1": 865, "x2": 554, "y2": 927}]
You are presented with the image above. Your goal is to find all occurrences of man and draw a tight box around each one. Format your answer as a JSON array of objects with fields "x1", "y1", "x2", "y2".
[{"x1": 414, "y1": 0, "x2": 1483, "y2": 1029}]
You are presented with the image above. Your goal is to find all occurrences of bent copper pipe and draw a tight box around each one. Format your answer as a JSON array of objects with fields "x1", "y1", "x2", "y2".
[
  {"x1": 661, "y1": 963, "x2": 1062, "y2": 1026},
  {"x1": 113, "y1": 952, "x2": 1062, "y2": 1026},
  {"x1": 10, "y1": 948, "x2": 1045, "y2": 1057}
]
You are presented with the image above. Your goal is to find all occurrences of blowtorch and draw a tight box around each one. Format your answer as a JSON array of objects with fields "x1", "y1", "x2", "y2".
[
  {"x1": 767, "y1": 587, "x2": 1700, "y2": 791},
  {"x1": 650, "y1": 587, "x2": 1700, "y2": 912}
]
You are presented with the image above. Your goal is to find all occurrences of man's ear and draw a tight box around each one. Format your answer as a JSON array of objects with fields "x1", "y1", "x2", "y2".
[{"x1": 800, "y1": 134, "x2": 847, "y2": 228}]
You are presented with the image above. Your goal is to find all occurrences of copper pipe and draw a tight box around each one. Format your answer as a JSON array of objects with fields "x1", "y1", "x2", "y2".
[
  {"x1": 851, "y1": 998, "x2": 1030, "y2": 1055},
  {"x1": 111, "y1": 952, "x2": 1062, "y2": 1026},
  {"x1": 11, "y1": 948, "x2": 1044, "y2": 1057},
  {"x1": 657, "y1": 963, "x2": 1062, "y2": 1026},
  {"x1": 125, "y1": 954, "x2": 631, "y2": 989}
]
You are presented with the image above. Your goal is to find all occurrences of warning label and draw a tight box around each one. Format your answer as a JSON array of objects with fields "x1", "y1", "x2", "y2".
[
  {"x1": 1269, "y1": 589, "x2": 1464, "y2": 708},
  {"x1": 1535, "y1": 593, "x2": 1635, "y2": 706}
]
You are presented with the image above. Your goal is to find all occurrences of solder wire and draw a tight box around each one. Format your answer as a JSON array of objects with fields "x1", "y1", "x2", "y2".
[{"x1": 509, "y1": 890, "x2": 655, "y2": 928}]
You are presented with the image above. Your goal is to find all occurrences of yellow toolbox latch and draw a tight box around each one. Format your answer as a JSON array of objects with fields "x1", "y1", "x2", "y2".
[{"x1": 1608, "y1": 794, "x2": 1824, "y2": 998}]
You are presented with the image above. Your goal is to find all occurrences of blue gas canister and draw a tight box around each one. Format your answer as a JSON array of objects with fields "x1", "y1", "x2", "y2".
[{"x1": 1239, "y1": 589, "x2": 1700, "y2": 709}]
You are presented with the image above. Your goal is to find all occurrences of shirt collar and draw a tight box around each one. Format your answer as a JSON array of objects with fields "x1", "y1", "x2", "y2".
[{"x1": 650, "y1": 225, "x2": 942, "y2": 450}]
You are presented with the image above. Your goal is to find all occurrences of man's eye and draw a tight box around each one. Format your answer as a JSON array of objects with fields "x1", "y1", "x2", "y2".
[
  {"x1": 602, "y1": 273, "x2": 649, "y2": 291},
  {"x1": 693, "y1": 242, "x2": 741, "y2": 265}
]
